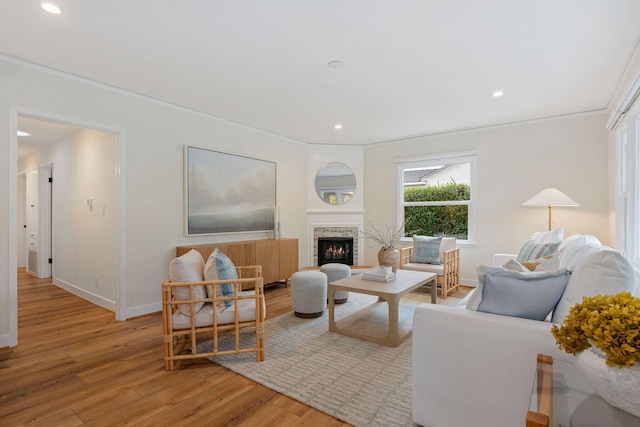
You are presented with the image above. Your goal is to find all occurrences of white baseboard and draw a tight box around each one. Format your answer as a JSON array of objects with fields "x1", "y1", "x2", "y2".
[
  {"x1": 53, "y1": 277, "x2": 116, "y2": 312},
  {"x1": 53, "y1": 277, "x2": 161, "y2": 320},
  {"x1": 0, "y1": 332, "x2": 17, "y2": 348},
  {"x1": 126, "y1": 302, "x2": 161, "y2": 319},
  {"x1": 460, "y1": 278, "x2": 477, "y2": 287}
]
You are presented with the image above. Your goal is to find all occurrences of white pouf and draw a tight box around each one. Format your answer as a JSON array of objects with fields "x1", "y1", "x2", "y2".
[
  {"x1": 291, "y1": 271, "x2": 327, "y2": 318},
  {"x1": 320, "y1": 263, "x2": 351, "y2": 304}
]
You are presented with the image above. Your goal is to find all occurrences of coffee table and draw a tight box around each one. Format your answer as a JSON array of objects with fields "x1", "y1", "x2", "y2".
[
  {"x1": 527, "y1": 354, "x2": 640, "y2": 426},
  {"x1": 328, "y1": 269, "x2": 437, "y2": 347}
]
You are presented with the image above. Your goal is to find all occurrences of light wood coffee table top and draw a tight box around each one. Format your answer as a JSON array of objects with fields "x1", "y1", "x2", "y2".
[{"x1": 328, "y1": 269, "x2": 437, "y2": 347}]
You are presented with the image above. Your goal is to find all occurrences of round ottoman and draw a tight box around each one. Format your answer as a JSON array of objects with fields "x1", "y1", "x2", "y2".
[
  {"x1": 320, "y1": 263, "x2": 351, "y2": 304},
  {"x1": 290, "y1": 271, "x2": 327, "y2": 318}
]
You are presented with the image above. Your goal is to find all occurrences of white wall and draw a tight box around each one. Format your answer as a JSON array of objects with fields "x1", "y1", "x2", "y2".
[
  {"x1": 363, "y1": 113, "x2": 611, "y2": 285},
  {"x1": 306, "y1": 144, "x2": 365, "y2": 266},
  {"x1": 55, "y1": 129, "x2": 117, "y2": 303},
  {"x1": 0, "y1": 57, "x2": 308, "y2": 346}
]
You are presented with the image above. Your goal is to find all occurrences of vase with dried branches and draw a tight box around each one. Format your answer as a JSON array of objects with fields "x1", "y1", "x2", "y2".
[{"x1": 360, "y1": 219, "x2": 405, "y2": 272}]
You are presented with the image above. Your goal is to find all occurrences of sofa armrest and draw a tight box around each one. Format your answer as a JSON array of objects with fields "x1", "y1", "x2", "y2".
[
  {"x1": 412, "y1": 304, "x2": 569, "y2": 427},
  {"x1": 493, "y1": 253, "x2": 517, "y2": 267}
]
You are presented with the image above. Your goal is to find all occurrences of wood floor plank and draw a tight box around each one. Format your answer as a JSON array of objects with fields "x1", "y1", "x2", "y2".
[
  {"x1": 0, "y1": 269, "x2": 352, "y2": 426},
  {"x1": 21, "y1": 409, "x2": 85, "y2": 427}
]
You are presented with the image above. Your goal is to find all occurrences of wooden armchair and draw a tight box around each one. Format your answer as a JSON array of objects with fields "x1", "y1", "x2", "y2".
[
  {"x1": 162, "y1": 265, "x2": 265, "y2": 371},
  {"x1": 400, "y1": 238, "x2": 460, "y2": 299}
]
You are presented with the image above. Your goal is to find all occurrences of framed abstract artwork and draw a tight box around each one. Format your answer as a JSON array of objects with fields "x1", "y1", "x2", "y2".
[{"x1": 184, "y1": 146, "x2": 276, "y2": 236}]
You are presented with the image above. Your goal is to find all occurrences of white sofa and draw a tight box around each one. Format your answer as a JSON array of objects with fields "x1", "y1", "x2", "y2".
[{"x1": 412, "y1": 235, "x2": 638, "y2": 427}]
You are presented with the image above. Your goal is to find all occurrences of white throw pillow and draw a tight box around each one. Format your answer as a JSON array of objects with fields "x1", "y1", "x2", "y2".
[
  {"x1": 530, "y1": 227, "x2": 564, "y2": 244},
  {"x1": 533, "y1": 253, "x2": 560, "y2": 272},
  {"x1": 169, "y1": 249, "x2": 206, "y2": 315},
  {"x1": 502, "y1": 259, "x2": 529, "y2": 272}
]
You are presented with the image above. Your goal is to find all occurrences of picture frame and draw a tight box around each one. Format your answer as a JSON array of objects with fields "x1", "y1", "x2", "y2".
[{"x1": 184, "y1": 146, "x2": 276, "y2": 236}]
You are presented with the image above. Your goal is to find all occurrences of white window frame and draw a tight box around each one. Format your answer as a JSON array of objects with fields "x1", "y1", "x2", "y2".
[
  {"x1": 395, "y1": 152, "x2": 476, "y2": 246},
  {"x1": 615, "y1": 100, "x2": 640, "y2": 269}
]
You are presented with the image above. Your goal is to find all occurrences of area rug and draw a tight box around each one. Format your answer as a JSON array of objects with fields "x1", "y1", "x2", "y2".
[{"x1": 200, "y1": 291, "x2": 463, "y2": 427}]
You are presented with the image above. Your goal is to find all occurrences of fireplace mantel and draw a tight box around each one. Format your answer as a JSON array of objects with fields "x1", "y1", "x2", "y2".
[{"x1": 306, "y1": 210, "x2": 366, "y2": 215}]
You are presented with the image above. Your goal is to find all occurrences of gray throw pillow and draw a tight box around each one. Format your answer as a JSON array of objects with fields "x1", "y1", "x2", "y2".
[
  {"x1": 466, "y1": 265, "x2": 571, "y2": 321},
  {"x1": 411, "y1": 236, "x2": 442, "y2": 264}
]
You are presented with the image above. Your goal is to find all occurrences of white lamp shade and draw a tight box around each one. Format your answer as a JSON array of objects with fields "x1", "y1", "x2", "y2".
[{"x1": 522, "y1": 188, "x2": 579, "y2": 207}]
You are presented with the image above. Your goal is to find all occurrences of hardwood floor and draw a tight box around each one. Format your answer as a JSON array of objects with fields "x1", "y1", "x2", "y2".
[{"x1": 0, "y1": 269, "x2": 350, "y2": 426}]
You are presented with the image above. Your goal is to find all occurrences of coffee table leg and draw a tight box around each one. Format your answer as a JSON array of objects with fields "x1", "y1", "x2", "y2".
[
  {"x1": 387, "y1": 294, "x2": 400, "y2": 346},
  {"x1": 431, "y1": 277, "x2": 437, "y2": 304},
  {"x1": 328, "y1": 286, "x2": 336, "y2": 332}
]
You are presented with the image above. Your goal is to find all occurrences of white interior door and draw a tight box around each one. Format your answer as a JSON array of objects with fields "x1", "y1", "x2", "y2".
[
  {"x1": 38, "y1": 164, "x2": 53, "y2": 279},
  {"x1": 26, "y1": 169, "x2": 38, "y2": 276},
  {"x1": 17, "y1": 173, "x2": 26, "y2": 268}
]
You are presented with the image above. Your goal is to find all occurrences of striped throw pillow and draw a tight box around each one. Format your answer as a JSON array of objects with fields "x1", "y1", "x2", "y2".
[{"x1": 516, "y1": 240, "x2": 560, "y2": 263}]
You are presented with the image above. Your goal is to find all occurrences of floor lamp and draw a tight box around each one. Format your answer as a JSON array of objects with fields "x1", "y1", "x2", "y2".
[{"x1": 522, "y1": 188, "x2": 579, "y2": 231}]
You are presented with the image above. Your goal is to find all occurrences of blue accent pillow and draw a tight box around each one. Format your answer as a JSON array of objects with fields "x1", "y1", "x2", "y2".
[
  {"x1": 206, "y1": 249, "x2": 237, "y2": 308},
  {"x1": 411, "y1": 236, "x2": 442, "y2": 264},
  {"x1": 466, "y1": 265, "x2": 571, "y2": 321}
]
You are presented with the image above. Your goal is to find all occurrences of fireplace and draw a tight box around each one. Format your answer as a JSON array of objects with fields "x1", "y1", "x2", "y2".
[
  {"x1": 312, "y1": 225, "x2": 359, "y2": 266},
  {"x1": 317, "y1": 237, "x2": 354, "y2": 266}
]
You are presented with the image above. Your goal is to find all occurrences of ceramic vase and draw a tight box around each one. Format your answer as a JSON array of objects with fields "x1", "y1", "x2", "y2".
[
  {"x1": 574, "y1": 347, "x2": 640, "y2": 417},
  {"x1": 378, "y1": 247, "x2": 400, "y2": 272}
]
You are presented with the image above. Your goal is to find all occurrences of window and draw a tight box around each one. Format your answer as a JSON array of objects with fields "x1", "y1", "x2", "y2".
[
  {"x1": 396, "y1": 153, "x2": 475, "y2": 244},
  {"x1": 615, "y1": 99, "x2": 640, "y2": 269},
  {"x1": 319, "y1": 191, "x2": 353, "y2": 205}
]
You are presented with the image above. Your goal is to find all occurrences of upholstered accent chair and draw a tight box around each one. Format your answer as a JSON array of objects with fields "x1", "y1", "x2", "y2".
[
  {"x1": 399, "y1": 237, "x2": 460, "y2": 299},
  {"x1": 162, "y1": 249, "x2": 265, "y2": 370}
]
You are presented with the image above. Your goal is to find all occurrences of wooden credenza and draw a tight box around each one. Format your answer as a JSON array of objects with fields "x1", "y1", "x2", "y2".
[{"x1": 176, "y1": 238, "x2": 298, "y2": 287}]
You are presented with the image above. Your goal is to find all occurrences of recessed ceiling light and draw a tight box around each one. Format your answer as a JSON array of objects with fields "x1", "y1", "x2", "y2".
[
  {"x1": 327, "y1": 61, "x2": 344, "y2": 69},
  {"x1": 42, "y1": 3, "x2": 62, "y2": 14},
  {"x1": 17, "y1": 131, "x2": 31, "y2": 137},
  {"x1": 334, "y1": 124, "x2": 343, "y2": 130},
  {"x1": 492, "y1": 90, "x2": 504, "y2": 98}
]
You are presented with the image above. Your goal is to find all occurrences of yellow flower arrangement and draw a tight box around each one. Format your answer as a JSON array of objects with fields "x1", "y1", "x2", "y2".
[{"x1": 551, "y1": 292, "x2": 640, "y2": 368}]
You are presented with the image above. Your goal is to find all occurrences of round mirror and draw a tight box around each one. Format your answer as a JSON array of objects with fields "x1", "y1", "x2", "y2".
[{"x1": 315, "y1": 162, "x2": 356, "y2": 205}]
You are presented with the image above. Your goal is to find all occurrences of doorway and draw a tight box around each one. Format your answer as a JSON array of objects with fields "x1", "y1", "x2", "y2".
[
  {"x1": 19, "y1": 164, "x2": 53, "y2": 279},
  {"x1": 9, "y1": 109, "x2": 127, "y2": 347}
]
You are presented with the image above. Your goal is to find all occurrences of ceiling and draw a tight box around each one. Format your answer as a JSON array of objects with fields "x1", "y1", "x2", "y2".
[
  {"x1": 4, "y1": 1, "x2": 640, "y2": 146},
  {"x1": 17, "y1": 116, "x2": 80, "y2": 159}
]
